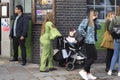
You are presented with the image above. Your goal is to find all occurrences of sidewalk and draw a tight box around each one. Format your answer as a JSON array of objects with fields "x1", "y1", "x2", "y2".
[{"x1": 0, "y1": 57, "x2": 119, "y2": 80}]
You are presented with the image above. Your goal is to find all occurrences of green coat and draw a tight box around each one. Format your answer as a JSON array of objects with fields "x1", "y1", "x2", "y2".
[
  {"x1": 40, "y1": 21, "x2": 61, "y2": 45},
  {"x1": 109, "y1": 16, "x2": 120, "y2": 31},
  {"x1": 39, "y1": 21, "x2": 61, "y2": 71}
]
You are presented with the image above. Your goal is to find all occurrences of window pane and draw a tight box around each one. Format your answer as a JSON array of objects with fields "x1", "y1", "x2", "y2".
[
  {"x1": 106, "y1": 6, "x2": 114, "y2": 11},
  {"x1": 87, "y1": 0, "x2": 94, "y2": 5},
  {"x1": 106, "y1": 7, "x2": 115, "y2": 13},
  {"x1": 106, "y1": 0, "x2": 115, "y2": 5},
  {"x1": 25, "y1": 0, "x2": 31, "y2": 13},
  {"x1": 95, "y1": 8, "x2": 104, "y2": 19},
  {"x1": 95, "y1": 0, "x2": 104, "y2": 5},
  {"x1": 14, "y1": 0, "x2": 25, "y2": 12},
  {"x1": 117, "y1": 0, "x2": 120, "y2": 5}
]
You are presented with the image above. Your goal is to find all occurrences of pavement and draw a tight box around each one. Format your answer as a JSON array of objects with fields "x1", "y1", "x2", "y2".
[{"x1": 0, "y1": 57, "x2": 120, "y2": 80}]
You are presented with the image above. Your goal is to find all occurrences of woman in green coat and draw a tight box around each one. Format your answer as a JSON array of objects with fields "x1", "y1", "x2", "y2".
[{"x1": 40, "y1": 12, "x2": 61, "y2": 72}]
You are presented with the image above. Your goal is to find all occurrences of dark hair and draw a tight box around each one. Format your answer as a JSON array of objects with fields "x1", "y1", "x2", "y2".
[
  {"x1": 16, "y1": 5, "x2": 23, "y2": 13},
  {"x1": 87, "y1": 9, "x2": 94, "y2": 17},
  {"x1": 87, "y1": 8, "x2": 98, "y2": 16}
]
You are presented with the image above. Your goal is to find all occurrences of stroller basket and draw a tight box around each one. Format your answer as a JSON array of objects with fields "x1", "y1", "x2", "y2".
[{"x1": 53, "y1": 36, "x2": 86, "y2": 71}]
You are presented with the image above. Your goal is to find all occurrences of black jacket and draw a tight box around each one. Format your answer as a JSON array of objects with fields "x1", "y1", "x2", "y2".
[{"x1": 9, "y1": 13, "x2": 29, "y2": 38}]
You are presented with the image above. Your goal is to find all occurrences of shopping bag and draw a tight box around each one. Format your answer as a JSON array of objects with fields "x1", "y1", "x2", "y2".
[
  {"x1": 62, "y1": 49, "x2": 68, "y2": 59},
  {"x1": 100, "y1": 30, "x2": 114, "y2": 49}
]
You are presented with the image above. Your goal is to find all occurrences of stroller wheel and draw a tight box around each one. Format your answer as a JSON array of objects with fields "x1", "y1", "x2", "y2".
[{"x1": 66, "y1": 62, "x2": 74, "y2": 71}]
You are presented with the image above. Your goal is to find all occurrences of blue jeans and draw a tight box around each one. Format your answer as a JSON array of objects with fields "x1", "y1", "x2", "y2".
[{"x1": 110, "y1": 39, "x2": 120, "y2": 71}]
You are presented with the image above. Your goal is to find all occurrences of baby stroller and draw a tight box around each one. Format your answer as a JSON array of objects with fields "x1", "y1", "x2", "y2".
[{"x1": 53, "y1": 36, "x2": 86, "y2": 71}]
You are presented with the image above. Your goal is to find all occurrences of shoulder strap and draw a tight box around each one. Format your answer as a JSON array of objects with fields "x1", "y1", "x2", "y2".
[{"x1": 84, "y1": 23, "x2": 88, "y2": 32}]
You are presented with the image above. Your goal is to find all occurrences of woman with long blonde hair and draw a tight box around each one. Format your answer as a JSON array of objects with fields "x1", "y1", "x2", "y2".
[
  {"x1": 78, "y1": 9, "x2": 101, "y2": 80},
  {"x1": 40, "y1": 12, "x2": 61, "y2": 72},
  {"x1": 103, "y1": 11, "x2": 114, "y2": 72}
]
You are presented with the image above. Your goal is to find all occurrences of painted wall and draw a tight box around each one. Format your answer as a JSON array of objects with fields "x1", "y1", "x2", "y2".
[{"x1": 1, "y1": 0, "x2": 10, "y2": 57}]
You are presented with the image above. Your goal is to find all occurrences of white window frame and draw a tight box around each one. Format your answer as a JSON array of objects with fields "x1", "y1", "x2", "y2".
[{"x1": 87, "y1": 0, "x2": 118, "y2": 22}]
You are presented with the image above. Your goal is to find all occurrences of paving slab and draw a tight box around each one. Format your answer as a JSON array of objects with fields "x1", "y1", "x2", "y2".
[{"x1": 0, "y1": 57, "x2": 120, "y2": 80}]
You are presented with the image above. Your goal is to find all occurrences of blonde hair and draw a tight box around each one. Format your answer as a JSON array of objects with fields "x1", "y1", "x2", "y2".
[
  {"x1": 41, "y1": 12, "x2": 55, "y2": 35},
  {"x1": 117, "y1": 6, "x2": 120, "y2": 16},
  {"x1": 88, "y1": 9, "x2": 95, "y2": 26},
  {"x1": 105, "y1": 11, "x2": 115, "y2": 30},
  {"x1": 106, "y1": 11, "x2": 115, "y2": 21}
]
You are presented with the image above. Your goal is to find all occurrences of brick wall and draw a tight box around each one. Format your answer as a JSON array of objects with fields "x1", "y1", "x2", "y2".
[
  {"x1": 55, "y1": 0, "x2": 87, "y2": 36},
  {"x1": 31, "y1": 25, "x2": 41, "y2": 63},
  {"x1": 32, "y1": 0, "x2": 87, "y2": 63}
]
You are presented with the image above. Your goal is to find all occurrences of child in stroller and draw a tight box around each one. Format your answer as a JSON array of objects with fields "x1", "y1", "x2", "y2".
[
  {"x1": 66, "y1": 28, "x2": 77, "y2": 47},
  {"x1": 53, "y1": 28, "x2": 86, "y2": 71}
]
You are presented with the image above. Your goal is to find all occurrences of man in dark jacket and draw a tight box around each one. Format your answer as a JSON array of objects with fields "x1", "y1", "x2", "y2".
[{"x1": 9, "y1": 5, "x2": 29, "y2": 66}]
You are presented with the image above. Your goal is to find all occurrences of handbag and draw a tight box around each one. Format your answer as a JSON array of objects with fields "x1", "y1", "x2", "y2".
[
  {"x1": 75, "y1": 23, "x2": 88, "y2": 43},
  {"x1": 111, "y1": 25, "x2": 120, "y2": 39},
  {"x1": 62, "y1": 49, "x2": 68, "y2": 59},
  {"x1": 75, "y1": 30, "x2": 85, "y2": 42},
  {"x1": 100, "y1": 30, "x2": 114, "y2": 49}
]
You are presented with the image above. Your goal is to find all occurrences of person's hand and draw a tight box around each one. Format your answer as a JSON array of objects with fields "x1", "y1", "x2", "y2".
[{"x1": 20, "y1": 36, "x2": 24, "y2": 40}]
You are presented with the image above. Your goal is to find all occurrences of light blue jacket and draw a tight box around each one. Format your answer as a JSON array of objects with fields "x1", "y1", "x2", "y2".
[{"x1": 78, "y1": 19, "x2": 101, "y2": 44}]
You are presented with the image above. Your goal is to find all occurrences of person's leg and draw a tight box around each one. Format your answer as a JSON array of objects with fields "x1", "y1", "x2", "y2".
[
  {"x1": 117, "y1": 42, "x2": 120, "y2": 76},
  {"x1": 84, "y1": 44, "x2": 97, "y2": 73},
  {"x1": 19, "y1": 39, "x2": 26, "y2": 65},
  {"x1": 79, "y1": 44, "x2": 97, "y2": 80},
  {"x1": 13, "y1": 37, "x2": 19, "y2": 60},
  {"x1": 40, "y1": 43, "x2": 51, "y2": 71},
  {"x1": 110, "y1": 41, "x2": 119, "y2": 70},
  {"x1": 106, "y1": 49, "x2": 113, "y2": 71},
  {"x1": 48, "y1": 44, "x2": 54, "y2": 69},
  {"x1": 108, "y1": 40, "x2": 119, "y2": 75}
]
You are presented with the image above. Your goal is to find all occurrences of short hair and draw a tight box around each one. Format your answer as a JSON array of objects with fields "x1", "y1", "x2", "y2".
[{"x1": 16, "y1": 5, "x2": 23, "y2": 13}]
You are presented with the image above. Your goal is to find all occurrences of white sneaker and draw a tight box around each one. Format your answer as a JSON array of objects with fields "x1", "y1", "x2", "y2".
[
  {"x1": 108, "y1": 70, "x2": 112, "y2": 76},
  {"x1": 77, "y1": 56, "x2": 84, "y2": 60},
  {"x1": 79, "y1": 70, "x2": 88, "y2": 80},
  {"x1": 87, "y1": 73, "x2": 97, "y2": 80},
  {"x1": 118, "y1": 72, "x2": 120, "y2": 76}
]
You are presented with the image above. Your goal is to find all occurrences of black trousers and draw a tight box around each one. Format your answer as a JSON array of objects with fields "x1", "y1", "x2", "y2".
[
  {"x1": 106, "y1": 48, "x2": 114, "y2": 69},
  {"x1": 84, "y1": 44, "x2": 97, "y2": 73},
  {"x1": 13, "y1": 37, "x2": 26, "y2": 63}
]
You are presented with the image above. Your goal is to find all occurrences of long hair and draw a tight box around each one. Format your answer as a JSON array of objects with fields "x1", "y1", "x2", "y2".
[
  {"x1": 88, "y1": 9, "x2": 95, "y2": 26},
  {"x1": 117, "y1": 6, "x2": 120, "y2": 16},
  {"x1": 41, "y1": 12, "x2": 55, "y2": 35},
  {"x1": 105, "y1": 11, "x2": 115, "y2": 30}
]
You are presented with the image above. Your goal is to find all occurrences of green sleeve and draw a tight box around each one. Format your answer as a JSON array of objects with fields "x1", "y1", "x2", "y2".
[
  {"x1": 47, "y1": 22, "x2": 61, "y2": 40},
  {"x1": 109, "y1": 18, "x2": 115, "y2": 32}
]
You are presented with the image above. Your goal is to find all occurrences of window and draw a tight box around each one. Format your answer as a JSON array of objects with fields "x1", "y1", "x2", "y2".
[
  {"x1": 32, "y1": 0, "x2": 55, "y2": 24},
  {"x1": 87, "y1": 0, "x2": 120, "y2": 21},
  {"x1": 14, "y1": 0, "x2": 31, "y2": 13}
]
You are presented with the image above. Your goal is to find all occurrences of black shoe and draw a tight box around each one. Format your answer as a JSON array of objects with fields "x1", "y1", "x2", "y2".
[
  {"x1": 105, "y1": 68, "x2": 109, "y2": 72},
  {"x1": 9, "y1": 59, "x2": 18, "y2": 62},
  {"x1": 40, "y1": 70, "x2": 49, "y2": 72},
  {"x1": 113, "y1": 69, "x2": 117, "y2": 72},
  {"x1": 21, "y1": 62, "x2": 26, "y2": 66},
  {"x1": 49, "y1": 68, "x2": 57, "y2": 71}
]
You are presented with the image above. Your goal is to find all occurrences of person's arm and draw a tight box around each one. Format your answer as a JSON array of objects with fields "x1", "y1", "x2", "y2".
[
  {"x1": 109, "y1": 18, "x2": 115, "y2": 32},
  {"x1": 77, "y1": 19, "x2": 88, "y2": 37},
  {"x1": 9, "y1": 19, "x2": 15, "y2": 39},
  {"x1": 21, "y1": 14, "x2": 29, "y2": 38},
  {"x1": 48, "y1": 22, "x2": 61, "y2": 40}
]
